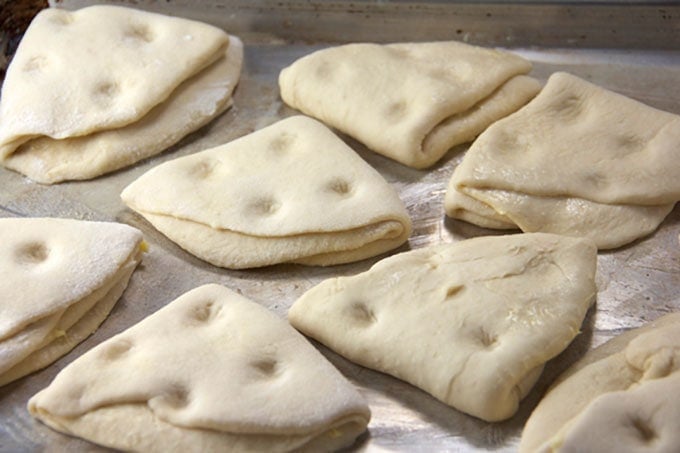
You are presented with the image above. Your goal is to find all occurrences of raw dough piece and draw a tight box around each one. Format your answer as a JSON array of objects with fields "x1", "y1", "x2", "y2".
[
  {"x1": 2, "y1": 37, "x2": 243, "y2": 184},
  {"x1": 0, "y1": 5, "x2": 241, "y2": 183},
  {"x1": 121, "y1": 115, "x2": 412, "y2": 269},
  {"x1": 279, "y1": 41, "x2": 539, "y2": 168},
  {"x1": 289, "y1": 233, "x2": 597, "y2": 421},
  {"x1": 29, "y1": 284, "x2": 371, "y2": 452},
  {"x1": 445, "y1": 72, "x2": 680, "y2": 248},
  {"x1": 0, "y1": 217, "x2": 144, "y2": 386},
  {"x1": 520, "y1": 312, "x2": 680, "y2": 453}
]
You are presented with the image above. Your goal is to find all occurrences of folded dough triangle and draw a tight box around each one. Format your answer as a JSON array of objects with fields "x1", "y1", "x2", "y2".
[
  {"x1": 121, "y1": 115, "x2": 412, "y2": 269},
  {"x1": 279, "y1": 41, "x2": 540, "y2": 168},
  {"x1": 520, "y1": 312, "x2": 680, "y2": 452},
  {"x1": 2, "y1": 36, "x2": 243, "y2": 184},
  {"x1": 29, "y1": 284, "x2": 371, "y2": 452},
  {"x1": 0, "y1": 5, "x2": 241, "y2": 183},
  {"x1": 289, "y1": 233, "x2": 597, "y2": 422},
  {"x1": 0, "y1": 217, "x2": 144, "y2": 386},
  {"x1": 446, "y1": 72, "x2": 680, "y2": 249}
]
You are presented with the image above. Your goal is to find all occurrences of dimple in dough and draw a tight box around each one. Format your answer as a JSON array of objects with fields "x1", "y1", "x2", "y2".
[
  {"x1": 29, "y1": 284, "x2": 371, "y2": 453},
  {"x1": 0, "y1": 5, "x2": 241, "y2": 183},
  {"x1": 0, "y1": 217, "x2": 144, "y2": 386},
  {"x1": 279, "y1": 41, "x2": 540, "y2": 169},
  {"x1": 289, "y1": 233, "x2": 597, "y2": 422},
  {"x1": 520, "y1": 312, "x2": 680, "y2": 453},
  {"x1": 121, "y1": 115, "x2": 412, "y2": 269},
  {"x1": 445, "y1": 72, "x2": 680, "y2": 249}
]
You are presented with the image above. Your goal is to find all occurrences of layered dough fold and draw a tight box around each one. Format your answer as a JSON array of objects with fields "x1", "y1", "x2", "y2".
[
  {"x1": 121, "y1": 116, "x2": 412, "y2": 269},
  {"x1": 289, "y1": 233, "x2": 597, "y2": 421},
  {"x1": 279, "y1": 41, "x2": 540, "y2": 168},
  {"x1": 0, "y1": 5, "x2": 242, "y2": 183},
  {"x1": 446, "y1": 72, "x2": 680, "y2": 248},
  {"x1": 29, "y1": 284, "x2": 371, "y2": 452},
  {"x1": 520, "y1": 312, "x2": 680, "y2": 452},
  {"x1": 0, "y1": 217, "x2": 144, "y2": 386}
]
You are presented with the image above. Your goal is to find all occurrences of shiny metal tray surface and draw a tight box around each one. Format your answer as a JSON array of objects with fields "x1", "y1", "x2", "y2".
[{"x1": 1, "y1": 2, "x2": 680, "y2": 451}]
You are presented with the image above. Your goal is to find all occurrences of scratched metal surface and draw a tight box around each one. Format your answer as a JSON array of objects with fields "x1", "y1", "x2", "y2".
[{"x1": 1, "y1": 3, "x2": 680, "y2": 452}]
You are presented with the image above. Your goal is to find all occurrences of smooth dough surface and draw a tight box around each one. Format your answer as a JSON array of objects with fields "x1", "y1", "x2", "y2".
[
  {"x1": 445, "y1": 72, "x2": 680, "y2": 249},
  {"x1": 29, "y1": 284, "x2": 371, "y2": 452},
  {"x1": 279, "y1": 41, "x2": 537, "y2": 168},
  {"x1": 289, "y1": 233, "x2": 597, "y2": 421},
  {"x1": 0, "y1": 217, "x2": 143, "y2": 385},
  {"x1": 121, "y1": 115, "x2": 412, "y2": 269},
  {"x1": 520, "y1": 312, "x2": 680, "y2": 453},
  {"x1": 0, "y1": 5, "x2": 229, "y2": 154},
  {"x1": 2, "y1": 37, "x2": 243, "y2": 184}
]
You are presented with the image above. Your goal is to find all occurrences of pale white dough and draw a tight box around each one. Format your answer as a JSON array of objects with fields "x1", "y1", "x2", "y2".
[
  {"x1": 3, "y1": 37, "x2": 243, "y2": 184},
  {"x1": 121, "y1": 115, "x2": 412, "y2": 269},
  {"x1": 0, "y1": 217, "x2": 144, "y2": 386},
  {"x1": 520, "y1": 312, "x2": 680, "y2": 453},
  {"x1": 29, "y1": 284, "x2": 371, "y2": 452},
  {"x1": 422, "y1": 75, "x2": 541, "y2": 158},
  {"x1": 0, "y1": 5, "x2": 229, "y2": 154},
  {"x1": 446, "y1": 72, "x2": 680, "y2": 248},
  {"x1": 279, "y1": 41, "x2": 537, "y2": 168},
  {"x1": 289, "y1": 233, "x2": 597, "y2": 422}
]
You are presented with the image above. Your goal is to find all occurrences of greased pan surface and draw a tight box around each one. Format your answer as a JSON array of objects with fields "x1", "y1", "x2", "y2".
[{"x1": 1, "y1": 2, "x2": 679, "y2": 451}]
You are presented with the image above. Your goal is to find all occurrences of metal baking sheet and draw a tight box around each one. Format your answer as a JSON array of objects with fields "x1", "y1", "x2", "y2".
[{"x1": 1, "y1": 2, "x2": 680, "y2": 451}]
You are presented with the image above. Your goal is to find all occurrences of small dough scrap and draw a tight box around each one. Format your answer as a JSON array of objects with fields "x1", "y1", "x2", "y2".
[
  {"x1": 2, "y1": 37, "x2": 243, "y2": 184},
  {"x1": 0, "y1": 217, "x2": 144, "y2": 386},
  {"x1": 29, "y1": 284, "x2": 371, "y2": 452},
  {"x1": 445, "y1": 72, "x2": 680, "y2": 249},
  {"x1": 279, "y1": 41, "x2": 539, "y2": 168},
  {"x1": 289, "y1": 233, "x2": 597, "y2": 422},
  {"x1": 121, "y1": 115, "x2": 412, "y2": 269},
  {"x1": 520, "y1": 312, "x2": 680, "y2": 453}
]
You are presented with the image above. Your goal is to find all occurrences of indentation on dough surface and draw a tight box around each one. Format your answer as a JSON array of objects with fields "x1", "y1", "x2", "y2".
[
  {"x1": 426, "y1": 67, "x2": 450, "y2": 81},
  {"x1": 615, "y1": 133, "x2": 645, "y2": 155},
  {"x1": 325, "y1": 178, "x2": 353, "y2": 196},
  {"x1": 161, "y1": 383, "x2": 191, "y2": 408},
  {"x1": 347, "y1": 301, "x2": 377, "y2": 325},
  {"x1": 631, "y1": 416, "x2": 658, "y2": 444},
  {"x1": 474, "y1": 327, "x2": 498, "y2": 348},
  {"x1": 15, "y1": 241, "x2": 50, "y2": 265},
  {"x1": 269, "y1": 132, "x2": 296, "y2": 153},
  {"x1": 384, "y1": 100, "x2": 407, "y2": 121},
  {"x1": 250, "y1": 357, "x2": 280, "y2": 378},
  {"x1": 190, "y1": 300, "x2": 222, "y2": 323},
  {"x1": 315, "y1": 61, "x2": 332, "y2": 79},
  {"x1": 92, "y1": 80, "x2": 120, "y2": 107},
  {"x1": 23, "y1": 56, "x2": 48, "y2": 73},
  {"x1": 48, "y1": 11, "x2": 74, "y2": 25},
  {"x1": 583, "y1": 170, "x2": 607, "y2": 188},
  {"x1": 123, "y1": 22, "x2": 155, "y2": 43},
  {"x1": 67, "y1": 383, "x2": 85, "y2": 401},
  {"x1": 100, "y1": 338, "x2": 133, "y2": 360},
  {"x1": 187, "y1": 159, "x2": 217, "y2": 179},
  {"x1": 445, "y1": 285, "x2": 464, "y2": 298},
  {"x1": 552, "y1": 94, "x2": 583, "y2": 119},
  {"x1": 247, "y1": 196, "x2": 280, "y2": 216}
]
